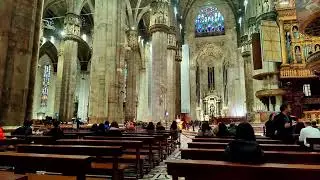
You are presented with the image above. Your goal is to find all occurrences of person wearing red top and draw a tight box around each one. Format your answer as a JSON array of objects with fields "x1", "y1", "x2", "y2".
[{"x1": 0, "y1": 121, "x2": 5, "y2": 140}]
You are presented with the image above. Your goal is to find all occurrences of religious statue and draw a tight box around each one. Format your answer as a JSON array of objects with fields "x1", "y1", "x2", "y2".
[
  {"x1": 263, "y1": 0, "x2": 270, "y2": 13},
  {"x1": 292, "y1": 26, "x2": 299, "y2": 39},
  {"x1": 315, "y1": 44, "x2": 320, "y2": 52},
  {"x1": 285, "y1": 32, "x2": 293, "y2": 63},
  {"x1": 295, "y1": 46, "x2": 302, "y2": 63}
]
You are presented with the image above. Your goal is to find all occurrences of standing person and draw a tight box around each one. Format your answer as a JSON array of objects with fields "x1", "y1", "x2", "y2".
[
  {"x1": 224, "y1": 122, "x2": 264, "y2": 164},
  {"x1": 265, "y1": 112, "x2": 276, "y2": 137},
  {"x1": 273, "y1": 104, "x2": 294, "y2": 142},
  {"x1": 299, "y1": 121, "x2": 320, "y2": 147}
]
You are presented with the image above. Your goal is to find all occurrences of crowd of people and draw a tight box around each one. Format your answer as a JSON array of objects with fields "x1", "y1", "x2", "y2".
[
  {"x1": 197, "y1": 121, "x2": 237, "y2": 137},
  {"x1": 264, "y1": 104, "x2": 320, "y2": 145}
]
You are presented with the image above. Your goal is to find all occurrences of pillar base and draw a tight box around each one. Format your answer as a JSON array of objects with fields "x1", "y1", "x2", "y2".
[{"x1": 88, "y1": 116, "x2": 108, "y2": 124}]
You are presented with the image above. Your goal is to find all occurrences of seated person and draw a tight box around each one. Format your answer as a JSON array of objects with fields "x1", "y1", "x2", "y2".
[
  {"x1": 299, "y1": 121, "x2": 320, "y2": 147},
  {"x1": 228, "y1": 122, "x2": 237, "y2": 136},
  {"x1": 170, "y1": 121, "x2": 179, "y2": 141},
  {"x1": 90, "y1": 123, "x2": 98, "y2": 132},
  {"x1": 104, "y1": 120, "x2": 110, "y2": 130},
  {"x1": 95, "y1": 123, "x2": 106, "y2": 136},
  {"x1": 46, "y1": 120, "x2": 64, "y2": 139},
  {"x1": 12, "y1": 120, "x2": 33, "y2": 136},
  {"x1": 197, "y1": 121, "x2": 213, "y2": 137},
  {"x1": 225, "y1": 122, "x2": 264, "y2": 164},
  {"x1": 146, "y1": 122, "x2": 155, "y2": 131},
  {"x1": 126, "y1": 120, "x2": 136, "y2": 131},
  {"x1": 106, "y1": 121, "x2": 122, "y2": 136},
  {"x1": 156, "y1": 122, "x2": 165, "y2": 131},
  {"x1": 0, "y1": 121, "x2": 4, "y2": 140},
  {"x1": 293, "y1": 122, "x2": 305, "y2": 134},
  {"x1": 216, "y1": 122, "x2": 230, "y2": 137}
]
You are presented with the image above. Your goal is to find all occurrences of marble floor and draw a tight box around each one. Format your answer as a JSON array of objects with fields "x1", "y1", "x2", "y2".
[{"x1": 139, "y1": 133, "x2": 193, "y2": 180}]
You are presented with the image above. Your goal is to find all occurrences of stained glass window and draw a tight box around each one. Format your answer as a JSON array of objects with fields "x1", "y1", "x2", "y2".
[
  {"x1": 195, "y1": 7, "x2": 225, "y2": 37},
  {"x1": 41, "y1": 65, "x2": 51, "y2": 107}
]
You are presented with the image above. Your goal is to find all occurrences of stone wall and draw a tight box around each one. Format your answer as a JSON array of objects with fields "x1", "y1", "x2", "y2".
[{"x1": 185, "y1": 0, "x2": 246, "y2": 119}]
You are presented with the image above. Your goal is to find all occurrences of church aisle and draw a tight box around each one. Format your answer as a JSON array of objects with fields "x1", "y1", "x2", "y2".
[{"x1": 139, "y1": 133, "x2": 192, "y2": 180}]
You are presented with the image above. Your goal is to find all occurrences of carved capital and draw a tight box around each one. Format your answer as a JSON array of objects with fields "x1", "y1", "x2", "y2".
[
  {"x1": 126, "y1": 30, "x2": 139, "y2": 51},
  {"x1": 150, "y1": 24, "x2": 170, "y2": 34},
  {"x1": 64, "y1": 13, "x2": 81, "y2": 37}
]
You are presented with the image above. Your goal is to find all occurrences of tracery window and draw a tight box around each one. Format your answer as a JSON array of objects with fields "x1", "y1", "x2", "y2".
[
  {"x1": 41, "y1": 65, "x2": 51, "y2": 107},
  {"x1": 195, "y1": 7, "x2": 225, "y2": 37}
]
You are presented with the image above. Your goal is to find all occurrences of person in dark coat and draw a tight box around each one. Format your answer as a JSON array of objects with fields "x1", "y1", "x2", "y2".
[
  {"x1": 46, "y1": 120, "x2": 64, "y2": 140},
  {"x1": 106, "y1": 121, "x2": 122, "y2": 136},
  {"x1": 265, "y1": 112, "x2": 276, "y2": 137},
  {"x1": 95, "y1": 123, "x2": 106, "y2": 136},
  {"x1": 273, "y1": 104, "x2": 294, "y2": 143},
  {"x1": 225, "y1": 122, "x2": 264, "y2": 164},
  {"x1": 156, "y1": 122, "x2": 165, "y2": 131},
  {"x1": 216, "y1": 122, "x2": 230, "y2": 137},
  {"x1": 12, "y1": 120, "x2": 33, "y2": 136}
]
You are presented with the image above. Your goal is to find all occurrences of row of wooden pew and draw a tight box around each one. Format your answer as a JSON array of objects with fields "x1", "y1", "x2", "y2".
[
  {"x1": 0, "y1": 130, "x2": 177, "y2": 180},
  {"x1": 166, "y1": 136, "x2": 320, "y2": 180}
]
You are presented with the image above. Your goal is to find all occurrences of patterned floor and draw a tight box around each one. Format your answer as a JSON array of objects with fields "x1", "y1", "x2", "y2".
[{"x1": 139, "y1": 133, "x2": 193, "y2": 180}]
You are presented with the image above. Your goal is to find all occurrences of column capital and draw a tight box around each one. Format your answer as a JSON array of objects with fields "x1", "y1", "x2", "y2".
[
  {"x1": 149, "y1": 0, "x2": 170, "y2": 34},
  {"x1": 63, "y1": 13, "x2": 81, "y2": 41},
  {"x1": 126, "y1": 30, "x2": 139, "y2": 51}
]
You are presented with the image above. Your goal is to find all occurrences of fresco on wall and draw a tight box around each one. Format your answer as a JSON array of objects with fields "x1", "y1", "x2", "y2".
[{"x1": 295, "y1": 0, "x2": 320, "y2": 30}]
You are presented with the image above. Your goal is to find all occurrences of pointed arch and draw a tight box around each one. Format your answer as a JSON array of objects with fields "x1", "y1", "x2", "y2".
[{"x1": 39, "y1": 41, "x2": 58, "y2": 72}]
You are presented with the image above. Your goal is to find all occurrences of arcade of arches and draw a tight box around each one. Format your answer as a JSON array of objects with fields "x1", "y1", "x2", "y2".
[{"x1": 1, "y1": 0, "x2": 320, "y2": 126}]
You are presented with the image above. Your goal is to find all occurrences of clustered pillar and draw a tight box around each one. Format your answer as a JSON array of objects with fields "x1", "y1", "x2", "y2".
[
  {"x1": 125, "y1": 30, "x2": 140, "y2": 121},
  {"x1": 56, "y1": 13, "x2": 81, "y2": 121},
  {"x1": 242, "y1": 51, "x2": 255, "y2": 120},
  {"x1": 150, "y1": 0, "x2": 170, "y2": 122},
  {"x1": 166, "y1": 28, "x2": 177, "y2": 121},
  {"x1": 89, "y1": 0, "x2": 118, "y2": 123},
  {"x1": 0, "y1": 0, "x2": 42, "y2": 125}
]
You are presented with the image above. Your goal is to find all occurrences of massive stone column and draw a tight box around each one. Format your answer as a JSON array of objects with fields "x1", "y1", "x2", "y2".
[
  {"x1": 89, "y1": 0, "x2": 118, "y2": 123},
  {"x1": 57, "y1": 13, "x2": 81, "y2": 121},
  {"x1": 0, "y1": 0, "x2": 42, "y2": 125},
  {"x1": 166, "y1": 28, "x2": 177, "y2": 121},
  {"x1": 175, "y1": 45, "x2": 182, "y2": 117},
  {"x1": 150, "y1": 0, "x2": 170, "y2": 122},
  {"x1": 125, "y1": 30, "x2": 139, "y2": 121},
  {"x1": 242, "y1": 50, "x2": 255, "y2": 120}
]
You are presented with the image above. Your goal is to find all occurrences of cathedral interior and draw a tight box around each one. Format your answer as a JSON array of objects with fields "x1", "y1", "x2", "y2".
[{"x1": 0, "y1": 0, "x2": 320, "y2": 126}]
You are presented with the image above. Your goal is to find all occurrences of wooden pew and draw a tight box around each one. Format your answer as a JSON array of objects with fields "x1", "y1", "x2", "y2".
[
  {"x1": 195, "y1": 135, "x2": 270, "y2": 139},
  {"x1": 123, "y1": 133, "x2": 170, "y2": 160},
  {"x1": 166, "y1": 159, "x2": 320, "y2": 180},
  {"x1": 0, "y1": 152, "x2": 92, "y2": 180},
  {"x1": 181, "y1": 148, "x2": 320, "y2": 164},
  {"x1": 188, "y1": 142, "x2": 302, "y2": 151},
  {"x1": 0, "y1": 172, "x2": 27, "y2": 180},
  {"x1": 307, "y1": 138, "x2": 320, "y2": 151},
  {"x1": 16, "y1": 144, "x2": 125, "y2": 180},
  {"x1": 56, "y1": 139, "x2": 143, "y2": 178},
  {"x1": 192, "y1": 138, "x2": 283, "y2": 144},
  {"x1": 84, "y1": 136, "x2": 154, "y2": 169}
]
